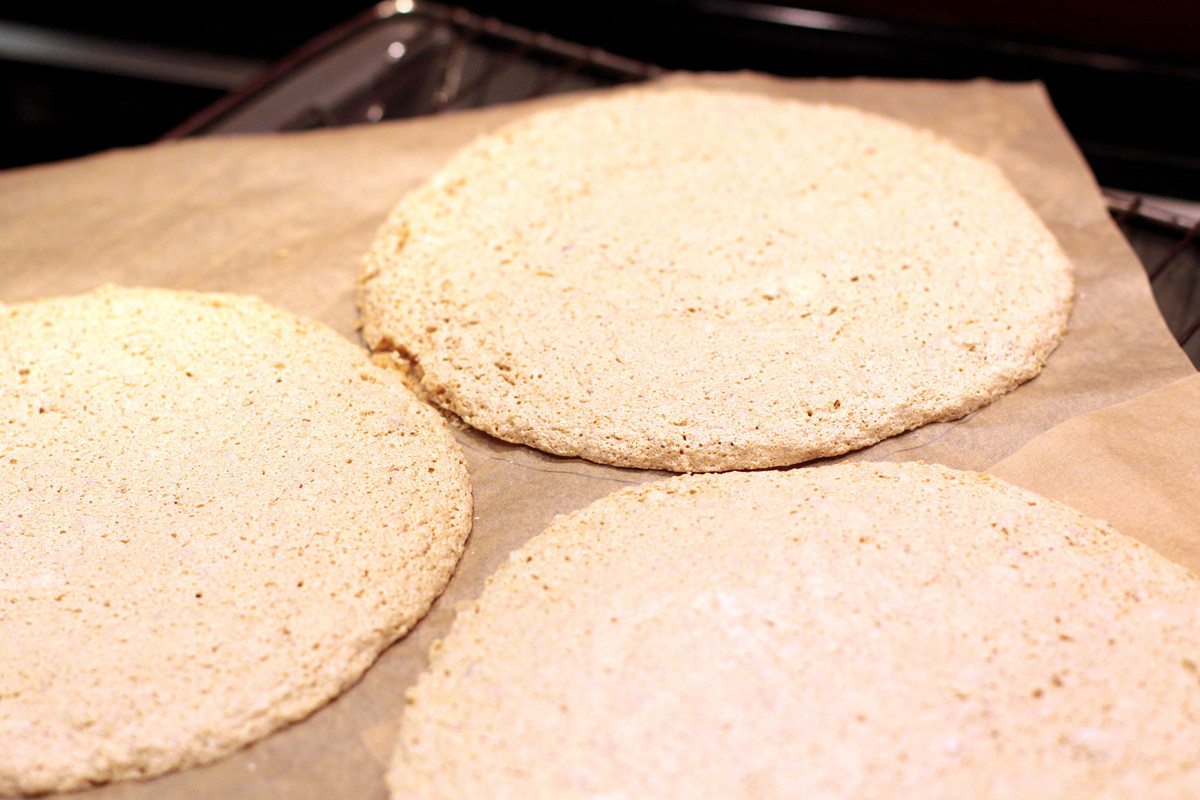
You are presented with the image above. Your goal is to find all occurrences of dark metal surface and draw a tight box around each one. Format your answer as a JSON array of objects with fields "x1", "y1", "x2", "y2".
[
  {"x1": 166, "y1": 1, "x2": 661, "y2": 137},
  {"x1": 1106, "y1": 190, "x2": 1200, "y2": 366}
]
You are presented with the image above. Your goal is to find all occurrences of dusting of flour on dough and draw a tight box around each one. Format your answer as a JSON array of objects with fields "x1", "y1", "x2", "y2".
[{"x1": 391, "y1": 462, "x2": 1200, "y2": 799}]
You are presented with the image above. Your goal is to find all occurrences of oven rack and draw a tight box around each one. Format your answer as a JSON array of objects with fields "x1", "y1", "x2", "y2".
[
  {"x1": 1103, "y1": 189, "x2": 1200, "y2": 366},
  {"x1": 166, "y1": 0, "x2": 1200, "y2": 369}
]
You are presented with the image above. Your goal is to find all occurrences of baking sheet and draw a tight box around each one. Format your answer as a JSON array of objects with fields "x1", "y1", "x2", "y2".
[{"x1": 1, "y1": 71, "x2": 1196, "y2": 799}]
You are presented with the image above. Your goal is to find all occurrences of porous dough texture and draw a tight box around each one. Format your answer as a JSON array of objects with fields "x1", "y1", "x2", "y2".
[
  {"x1": 0, "y1": 286, "x2": 472, "y2": 795},
  {"x1": 391, "y1": 461, "x2": 1200, "y2": 799},
  {"x1": 359, "y1": 87, "x2": 1074, "y2": 471}
]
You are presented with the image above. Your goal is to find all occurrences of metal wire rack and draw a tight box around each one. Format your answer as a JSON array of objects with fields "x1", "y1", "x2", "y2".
[
  {"x1": 1105, "y1": 189, "x2": 1200, "y2": 366},
  {"x1": 167, "y1": 0, "x2": 1200, "y2": 370}
]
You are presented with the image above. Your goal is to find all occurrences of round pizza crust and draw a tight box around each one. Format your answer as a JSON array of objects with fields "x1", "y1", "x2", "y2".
[
  {"x1": 359, "y1": 87, "x2": 1074, "y2": 471},
  {"x1": 0, "y1": 286, "x2": 472, "y2": 795},
  {"x1": 391, "y1": 461, "x2": 1200, "y2": 799}
]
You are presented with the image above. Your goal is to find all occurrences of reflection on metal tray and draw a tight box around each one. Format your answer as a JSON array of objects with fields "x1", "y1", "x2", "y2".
[
  {"x1": 1106, "y1": 189, "x2": 1200, "y2": 367},
  {"x1": 168, "y1": 0, "x2": 1200, "y2": 370},
  {"x1": 166, "y1": 0, "x2": 661, "y2": 136}
]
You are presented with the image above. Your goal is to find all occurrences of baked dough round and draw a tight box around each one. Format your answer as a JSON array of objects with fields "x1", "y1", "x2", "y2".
[
  {"x1": 0, "y1": 286, "x2": 472, "y2": 795},
  {"x1": 391, "y1": 461, "x2": 1200, "y2": 799},
  {"x1": 359, "y1": 87, "x2": 1074, "y2": 471}
]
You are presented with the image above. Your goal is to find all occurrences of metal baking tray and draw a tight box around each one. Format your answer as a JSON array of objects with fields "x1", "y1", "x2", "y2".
[
  {"x1": 167, "y1": 0, "x2": 1200, "y2": 369},
  {"x1": 1104, "y1": 189, "x2": 1200, "y2": 366},
  {"x1": 165, "y1": 0, "x2": 661, "y2": 136}
]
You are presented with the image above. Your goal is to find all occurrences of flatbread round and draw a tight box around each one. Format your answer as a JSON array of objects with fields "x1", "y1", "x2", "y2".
[
  {"x1": 359, "y1": 87, "x2": 1074, "y2": 471},
  {"x1": 0, "y1": 286, "x2": 472, "y2": 795},
  {"x1": 391, "y1": 461, "x2": 1200, "y2": 799}
]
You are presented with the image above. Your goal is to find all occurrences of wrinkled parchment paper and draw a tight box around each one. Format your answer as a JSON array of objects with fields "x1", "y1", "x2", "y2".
[{"x1": 1, "y1": 72, "x2": 1196, "y2": 799}]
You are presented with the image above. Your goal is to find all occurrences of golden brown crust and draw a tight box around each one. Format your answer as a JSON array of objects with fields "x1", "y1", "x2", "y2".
[
  {"x1": 0, "y1": 286, "x2": 472, "y2": 795},
  {"x1": 359, "y1": 87, "x2": 1074, "y2": 471}
]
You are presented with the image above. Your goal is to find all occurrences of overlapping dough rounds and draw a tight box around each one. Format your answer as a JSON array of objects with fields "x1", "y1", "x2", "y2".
[
  {"x1": 0, "y1": 286, "x2": 472, "y2": 795},
  {"x1": 359, "y1": 87, "x2": 1074, "y2": 471},
  {"x1": 391, "y1": 462, "x2": 1200, "y2": 799}
]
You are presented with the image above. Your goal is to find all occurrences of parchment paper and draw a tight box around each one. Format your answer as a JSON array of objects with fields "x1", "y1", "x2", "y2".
[
  {"x1": 1, "y1": 71, "x2": 1196, "y2": 799},
  {"x1": 991, "y1": 372, "x2": 1200, "y2": 572}
]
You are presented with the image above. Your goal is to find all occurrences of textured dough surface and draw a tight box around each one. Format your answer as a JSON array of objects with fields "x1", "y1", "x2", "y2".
[
  {"x1": 359, "y1": 87, "x2": 1074, "y2": 471},
  {"x1": 391, "y1": 461, "x2": 1200, "y2": 799},
  {"x1": 0, "y1": 286, "x2": 472, "y2": 795}
]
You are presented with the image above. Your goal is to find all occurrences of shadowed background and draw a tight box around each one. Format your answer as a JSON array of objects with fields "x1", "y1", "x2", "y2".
[{"x1": 2, "y1": 0, "x2": 1199, "y2": 200}]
